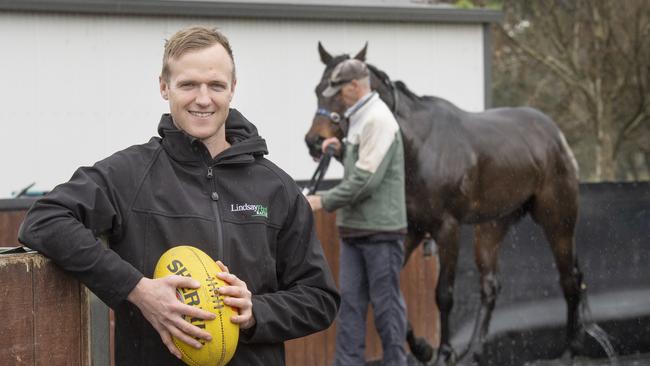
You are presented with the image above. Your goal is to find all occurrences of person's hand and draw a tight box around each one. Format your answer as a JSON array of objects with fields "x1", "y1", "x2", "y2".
[
  {"x1": 321, "y1": 137, "x2": 342, "y2": 155},
  {"x1": 127, "y1": 276, "x2": 216, "y2": 359},
  {"x1": 306, "y1": 195, "x2": 323, "y2": 211},
  {"x1": 216, "y1": 261, "x2": 255, "y2": 330}
]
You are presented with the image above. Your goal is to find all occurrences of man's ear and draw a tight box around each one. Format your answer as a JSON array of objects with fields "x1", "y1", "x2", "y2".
[
  {"x1": 159, "y1": 76, "x2": 169, "y2": 100},
  {"x1": 230, "y1": 78, "x2": 237, "y2": 101}
]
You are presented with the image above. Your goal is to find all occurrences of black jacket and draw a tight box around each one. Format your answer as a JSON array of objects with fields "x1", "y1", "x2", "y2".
[{"x1": 19, "y1": 109, "x2": 340, "y2": 365}]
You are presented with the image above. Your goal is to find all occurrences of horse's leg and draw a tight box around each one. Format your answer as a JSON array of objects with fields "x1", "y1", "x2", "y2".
[
  {"x1": 531, "y1": 185, "x2": 585, "y2": 358},
  {"x1": 433, "y1": 216, "x2": 461, "y2": 366},
  {"x1": 403, "y1": 227, "x2": 425, "y2": 267},
  {"x1": 403, "y1": 228, "x2": 436, "y2": 362},
  {"x1": 460, "y1": 220, "x2": 510, "y2": 364}
]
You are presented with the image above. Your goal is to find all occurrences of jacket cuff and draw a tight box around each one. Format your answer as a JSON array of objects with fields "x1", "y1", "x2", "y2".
[{"x1": 320, "y1": 193, "x2": 337, "y2": 212}]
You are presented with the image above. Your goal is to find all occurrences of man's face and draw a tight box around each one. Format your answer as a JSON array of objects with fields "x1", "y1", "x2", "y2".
[
  {"x1": 159, "y1": 43, "x2": 236, "y2": 142},
  {"x1": 339, "y1": 80, "x2": 360, "y2": 107}
]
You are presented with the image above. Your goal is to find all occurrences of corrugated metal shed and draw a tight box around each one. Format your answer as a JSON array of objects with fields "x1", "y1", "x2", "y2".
[{"x1": 0, "y1": 0, "x2": 501, "y2": 196}]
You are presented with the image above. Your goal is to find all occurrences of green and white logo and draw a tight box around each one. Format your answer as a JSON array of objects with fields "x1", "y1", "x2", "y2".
[{"x1": 230, "y1": 203, "x2": 268, "y2": 218}]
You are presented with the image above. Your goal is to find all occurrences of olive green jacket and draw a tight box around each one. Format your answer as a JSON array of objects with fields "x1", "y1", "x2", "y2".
[{"x1": 321, "y1": 93, "x2": 407, "y2": 232}]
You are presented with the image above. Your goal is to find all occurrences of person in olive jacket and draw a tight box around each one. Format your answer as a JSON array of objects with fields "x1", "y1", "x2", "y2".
[
  {"x1": 307, "y1": 59, "x2": 408, "y2": 366},
  {"x1": 19, "y1": 26, "x2": 339, "y2": 366}
]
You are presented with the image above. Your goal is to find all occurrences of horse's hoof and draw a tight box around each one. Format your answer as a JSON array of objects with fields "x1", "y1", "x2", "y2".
[
  {"x1": 554, "y1": 349, "x2": 575, "y2": 366},
  {"x1": 407, "y1": 335, "x2": 434, "y2": 362},
  {"x1": 452, "y1": 349, "x2": 480, "y2": 366},
  {"x1": 431, "y1": 344, "x2": 457, "y2": 366}
]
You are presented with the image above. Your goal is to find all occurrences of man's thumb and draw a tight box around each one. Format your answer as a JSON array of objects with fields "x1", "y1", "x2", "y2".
[{"x1": 167, "y1": 275, "x2": 200, "y2": 289}]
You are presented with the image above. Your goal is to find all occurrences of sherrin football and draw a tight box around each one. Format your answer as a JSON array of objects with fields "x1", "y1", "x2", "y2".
[{"x1": 154, "y1": 245, "x2": 239, "y2": 366}]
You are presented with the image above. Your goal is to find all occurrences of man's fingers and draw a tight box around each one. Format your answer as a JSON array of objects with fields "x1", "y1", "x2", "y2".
[
  {"x1": 216, "y1": 260, "x2": 229, "y2": 273},
  {"x1": 230, "y1": 313, "x2": 252, "y2": 324},
  {"x1": 176, "y1": 302, "x2": 216, "y2": 321},
  {"x1": 219, "y1": 284, "x2": 250, "y2": 298},
  {"x1": 322, "y1": 137, "x2": 341, "y2": 153},
  {"x1": 216, "y1": 271, "x2": 244, "y2": 286},
  {"x1": 168, "y1": 324, "x2": 204, "y2": 349},
  {"x1": 159, "y1": 328, "x2": 183, "y2": 359},
  {"x1": 223, "y1": 296, "x2": 251, "y2": 311},
  {"x1": 171, "y1": 312, "x2": 214, "y2": 341},
  {"x1": 166, "y1": 274, "x2": 200, "y2": 289}
]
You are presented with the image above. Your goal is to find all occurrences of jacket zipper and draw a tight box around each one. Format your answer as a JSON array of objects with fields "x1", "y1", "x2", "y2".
[{"x1": 206, "y1": 166, "x2": 225, "y2": 262}]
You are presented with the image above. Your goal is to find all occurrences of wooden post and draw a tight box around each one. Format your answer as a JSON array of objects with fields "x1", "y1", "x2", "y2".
[{"x1": 0, "y1": 253, "x2": 90, "y2": 366}]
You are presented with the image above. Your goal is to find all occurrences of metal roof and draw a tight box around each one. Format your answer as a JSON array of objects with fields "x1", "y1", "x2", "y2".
[{"x1": 0, "y1": 0, "x2": 502, "y2": 23}]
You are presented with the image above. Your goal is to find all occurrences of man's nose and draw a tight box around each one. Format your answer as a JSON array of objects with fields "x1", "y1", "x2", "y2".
[{"x1": 195, "y1": 84, "x2": 211, "y2": 106}]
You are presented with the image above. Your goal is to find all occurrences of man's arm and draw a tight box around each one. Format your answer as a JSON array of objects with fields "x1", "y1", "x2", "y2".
[
  {"x1": 18, "y1": 164, "x2": 143, "y2": 306},
  {"x1": 18, "y1": 159, "x2": 215, "y2": 357},
  {"x1": 320, "y1": 118, "x2": 401, "y2": 212}
]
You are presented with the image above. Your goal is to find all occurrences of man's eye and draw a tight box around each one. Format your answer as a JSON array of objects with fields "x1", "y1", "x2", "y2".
[
  {"x1": 179, "y1": 83, "x2": 195, "y2": 90},
  {"x1": 210, "y1": 84, "x2": 226, "y2": 91}
]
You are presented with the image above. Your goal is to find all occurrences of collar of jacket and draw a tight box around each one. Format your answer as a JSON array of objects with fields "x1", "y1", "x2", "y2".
[
  {"x1": 157, "y1": 108, "x2": 269, "y2": 165},
  {"x1": 346, "y1": 92, "x2": 379, "y2": 125}
]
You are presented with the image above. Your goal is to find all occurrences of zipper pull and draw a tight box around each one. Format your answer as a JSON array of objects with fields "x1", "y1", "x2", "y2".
[{"x1": 206, "y1": 166, "x2": 213, "y2": 179}]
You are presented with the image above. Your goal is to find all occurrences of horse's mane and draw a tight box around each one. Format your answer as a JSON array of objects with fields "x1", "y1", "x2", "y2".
[{"x1": 367, "y1": 63, "x2": 437, "y2": 104}]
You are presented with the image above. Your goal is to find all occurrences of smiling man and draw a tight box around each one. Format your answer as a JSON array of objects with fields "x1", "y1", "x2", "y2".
[{"x1": 19, "y1": 26, "x2": 339, "y2": 366}]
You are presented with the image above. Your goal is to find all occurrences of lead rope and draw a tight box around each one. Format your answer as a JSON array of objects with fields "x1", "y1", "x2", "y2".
[{"x1": 302, "y1": 144, "x2": 337, "y2": 195}]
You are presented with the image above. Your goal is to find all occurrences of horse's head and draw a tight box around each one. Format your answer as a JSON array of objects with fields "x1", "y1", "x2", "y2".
[{"x1": 304, "y1": 42, "x2": 368, "y2": 158}]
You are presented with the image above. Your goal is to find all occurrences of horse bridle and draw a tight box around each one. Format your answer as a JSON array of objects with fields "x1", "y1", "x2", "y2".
[{"x1": 315, "y1": 108, "x2": 342, "y2": 124}]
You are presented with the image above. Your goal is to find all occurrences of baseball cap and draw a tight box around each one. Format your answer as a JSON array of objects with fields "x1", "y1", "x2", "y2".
[{"x1": 322, "y1": 59, "x2": 370, "y2": 97}]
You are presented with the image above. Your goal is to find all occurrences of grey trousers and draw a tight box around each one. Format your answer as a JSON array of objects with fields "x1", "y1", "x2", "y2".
[{"x1": 333, "y1": 238, "x2": 407, "y2": 366}]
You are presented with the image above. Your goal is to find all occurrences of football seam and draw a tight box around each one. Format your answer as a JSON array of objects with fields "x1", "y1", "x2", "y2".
[
  {"x1": 188, "y1": 247, "x2": 228, "y2": 366},
  {"x1": 175, "y1": 339, "x2": 201, "y2": 366}
]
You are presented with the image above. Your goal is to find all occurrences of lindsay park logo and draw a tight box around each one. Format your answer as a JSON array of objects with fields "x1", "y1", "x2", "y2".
[{"x1": 230, "y1": 203, "x2": 268, "y2": 218}]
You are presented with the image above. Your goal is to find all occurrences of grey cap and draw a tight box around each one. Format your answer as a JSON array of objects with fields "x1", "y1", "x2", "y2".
[{"x1": 322, "y1": 59, "x2": 370, "y2": 97}]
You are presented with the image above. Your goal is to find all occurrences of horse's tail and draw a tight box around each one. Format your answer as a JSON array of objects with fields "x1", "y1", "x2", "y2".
[{"x1": 558, "y1": 130, "x2": 580, "y2": 180}]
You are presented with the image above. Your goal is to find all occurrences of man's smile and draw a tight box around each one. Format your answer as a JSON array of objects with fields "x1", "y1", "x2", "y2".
[{"x1": 189, "y1": 111, "x2": 215, "y2": 118}]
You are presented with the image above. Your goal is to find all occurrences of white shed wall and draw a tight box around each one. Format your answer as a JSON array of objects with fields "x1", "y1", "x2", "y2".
[{"x1": 0, "y1": 11, "x2": 485, "y2": 197}]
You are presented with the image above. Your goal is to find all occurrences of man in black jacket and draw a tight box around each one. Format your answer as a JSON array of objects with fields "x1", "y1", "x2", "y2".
[{"x1": 19, "y1": 26, "x2": 339, "y2": 365}]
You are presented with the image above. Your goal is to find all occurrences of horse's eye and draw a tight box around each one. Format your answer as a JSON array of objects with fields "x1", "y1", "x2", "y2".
[{"x1": 330, "y1": 112, "x2": 341, "y2": 123}]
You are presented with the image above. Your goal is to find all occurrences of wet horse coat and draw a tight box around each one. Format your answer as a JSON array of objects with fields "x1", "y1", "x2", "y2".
[{"x1": 305, "y1": 44, "x2": 586, "y2": 365}]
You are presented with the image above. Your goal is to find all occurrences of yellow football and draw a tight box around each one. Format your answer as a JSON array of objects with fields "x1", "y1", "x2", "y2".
[{"x1": 154, "y1": 245, "x2": 239, "y2": 366}]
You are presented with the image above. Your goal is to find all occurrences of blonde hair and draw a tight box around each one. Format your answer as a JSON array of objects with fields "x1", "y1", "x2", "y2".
[{"x1": 161, "y1": 26, "x2": 235, "y2": 81}]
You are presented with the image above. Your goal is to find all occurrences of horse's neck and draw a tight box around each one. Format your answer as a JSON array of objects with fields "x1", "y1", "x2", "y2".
[{"x1": 375, "y1": 83, "x2": 466, "y2": 145}]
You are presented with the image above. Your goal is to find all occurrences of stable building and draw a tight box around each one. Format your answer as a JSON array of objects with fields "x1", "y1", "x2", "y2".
[{"x1": 0, "y1": 0, "x2": 500, "y2": 196}]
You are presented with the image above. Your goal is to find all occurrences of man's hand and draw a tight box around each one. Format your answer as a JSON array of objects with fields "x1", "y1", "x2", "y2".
[
  {"x1": 306, "y1": 195, "x2": 323, "y2": 211},
  {"x1": 322, "y1": 137, "x2": 342, "y2": 155},
  {"x1": 127, "y1": 276, "x2": 216, "y2": 359},
  {"x1": 216, "y1": 261, "x2": 255, "y2": 330}
]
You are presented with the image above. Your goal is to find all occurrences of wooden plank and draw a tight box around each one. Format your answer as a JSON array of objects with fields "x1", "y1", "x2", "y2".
[
  {"x1": 80, "y1": 288, "x2": 91, "y2": 366},
  {"x1": 0, "y1": 254, "x2": 35, "y2": 365},
  {"x1": 0, "y1": 253, "x2": 90, "y2": 366},
  {"x1": 33, "y1": 257, "x2": 83, "y2": 365}
]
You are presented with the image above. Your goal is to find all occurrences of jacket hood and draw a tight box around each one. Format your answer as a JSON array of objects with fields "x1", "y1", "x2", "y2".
[{"x1": 157, "y1": 108, "x2": 268, "y2": 164}]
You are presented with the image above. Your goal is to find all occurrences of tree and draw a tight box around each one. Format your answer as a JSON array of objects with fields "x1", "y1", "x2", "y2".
[{"x1": 492, "y1": 0, "x2": 650, "y2": 181}]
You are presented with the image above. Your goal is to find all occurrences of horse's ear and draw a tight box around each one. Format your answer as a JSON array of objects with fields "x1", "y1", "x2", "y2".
[
  {"x1": 318, "y1": 42, "x2": 333, "y2": 64},
  {"x1": 353, "y1": 42, "x2": 368, "y2": 61}
]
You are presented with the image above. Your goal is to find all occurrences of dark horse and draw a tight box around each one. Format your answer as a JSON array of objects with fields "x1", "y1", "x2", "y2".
[{"x1": 305, "y1": 44, "x2": 587, "y2": 365}]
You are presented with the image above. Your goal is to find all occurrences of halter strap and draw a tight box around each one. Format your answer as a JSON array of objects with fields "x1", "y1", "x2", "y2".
[{"x1": 315, "y1": 107, "x2": 342, "y2": 123}]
